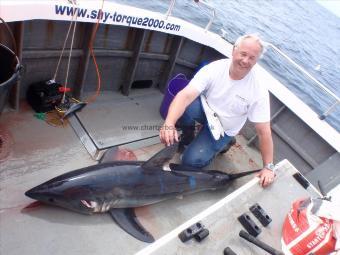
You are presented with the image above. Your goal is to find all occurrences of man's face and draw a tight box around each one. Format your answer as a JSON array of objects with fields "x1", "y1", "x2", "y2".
[{"x1": 231, "y1": 38, "x2": 262, "y2": 78}]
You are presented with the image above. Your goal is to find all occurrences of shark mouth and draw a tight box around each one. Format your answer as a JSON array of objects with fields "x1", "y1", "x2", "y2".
[{"x1": 81, "y1": 200, "x2": 97, "y2": 209}]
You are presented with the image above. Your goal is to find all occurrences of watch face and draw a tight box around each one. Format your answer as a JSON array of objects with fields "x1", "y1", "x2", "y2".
[{"x1": 266, "y1": 163, "x2": 275, "y2": 171}]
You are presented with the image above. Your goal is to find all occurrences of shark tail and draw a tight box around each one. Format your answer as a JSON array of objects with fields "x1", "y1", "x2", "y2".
[{"x1": 227, "y1": 169, "x2": 262, "y2": 180}]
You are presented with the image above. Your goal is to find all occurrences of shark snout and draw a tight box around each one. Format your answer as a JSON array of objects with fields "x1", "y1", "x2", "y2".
[
  {"x1": 25, "y1": 187, "x2": 41, "y2": 199},
  {"x1": 25, "y1": 185, "x2": 52, "y2": 201}
]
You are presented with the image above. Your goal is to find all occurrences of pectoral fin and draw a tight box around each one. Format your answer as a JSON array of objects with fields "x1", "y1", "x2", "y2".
[
  {"x1": 100, "y1": 147, "x2": 137, "y2": 163},
  {"x1": 108, "y1": 208, "x2": 155, "y2": 243}
]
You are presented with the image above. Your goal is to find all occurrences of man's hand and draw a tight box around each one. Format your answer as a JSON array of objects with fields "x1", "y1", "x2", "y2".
[
  {"x1": 160, "y1": 123, "x2": 179, "y2": 146},
  {"x1": 257, "y1": 168, "x2": 275, "y2": 187}
]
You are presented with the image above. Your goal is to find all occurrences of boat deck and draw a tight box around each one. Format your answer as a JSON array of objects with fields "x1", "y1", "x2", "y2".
[
  {"x1": 0, "y1": 1, "x2": 338, "y2": 253},
  {"x1": 138, "y1": 160, "x2": 319, "y2": 255},
  {"x1": 0, "y1": 91, "x2": 319, "y2": 255}
]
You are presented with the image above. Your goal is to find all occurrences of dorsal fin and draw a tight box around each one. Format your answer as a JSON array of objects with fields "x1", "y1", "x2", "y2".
[{"x1": 141, "y1": 144, "x2": 178, "y2": 170}]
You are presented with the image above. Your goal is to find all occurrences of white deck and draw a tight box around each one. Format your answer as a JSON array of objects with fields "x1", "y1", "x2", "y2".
[
  {"x1": 0, "y1": 94, "x2": 265, "y2": 255},
  {"x1": 0, "y1": 98, "x2": 320, "y2": 255},
  {"x1": 0, "y1": 1, "x2": 338, "y2": 253},
  {"x1": 77, "y1": 89, "x2": 164, "y2": 149}
]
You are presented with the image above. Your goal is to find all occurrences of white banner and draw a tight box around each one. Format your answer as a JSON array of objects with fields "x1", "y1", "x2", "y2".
[{"x1": 0, "y1": 0, "x2": 232, "y2": 57}]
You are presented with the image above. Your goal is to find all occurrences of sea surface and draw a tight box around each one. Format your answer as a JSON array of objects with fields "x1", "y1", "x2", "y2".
[{"x1": 111, "y1": 0, "x2": 340, "y2": 131}]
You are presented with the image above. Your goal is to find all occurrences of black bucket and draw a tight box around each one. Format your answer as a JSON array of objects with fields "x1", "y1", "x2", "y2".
[{"x1": 0, "y1": 43, "x2": 21, "y2": 115}]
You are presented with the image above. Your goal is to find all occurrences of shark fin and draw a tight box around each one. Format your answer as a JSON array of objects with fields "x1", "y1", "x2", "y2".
[
  {"x1": 169, "y1": 163, "x2": 226, "y2": 174},
  {"x1": 108, "y1": 208, "x2": 155, "y2": 243},
  {"x1": 227, "y1": 169, "x2": 262, "y2": 179},
  {"x1": 100, "y1": 147, "x2": 120, "y2": 163},
  {"x1": 142, "y1": 144, "x2": 178, "y2": 170},
  {"x1": 169, "y1": 163, "x2": 261, "y2": 178},
  {"x1": 100, "y1": 147, "x2": 137, "y2": 163},
  {"x1": 169, "y1": 163, "x2": 202, "y2": 171}
]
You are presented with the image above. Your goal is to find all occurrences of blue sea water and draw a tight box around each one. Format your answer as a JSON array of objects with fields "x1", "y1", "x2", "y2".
[{"x1": 111, "y1": 0, "x2": 340, "y2": 131}]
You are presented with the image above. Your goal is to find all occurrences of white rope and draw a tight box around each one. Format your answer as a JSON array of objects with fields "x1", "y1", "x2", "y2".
[
  {"x1": 62, "y1": 0, "x2": 78, "y2": 103},
  {"x1": 52, "y1": 0, "x2": 78, "y2": 82},
  {"x1": 52, "y1": 21, "x2": 73, "y2": 82}
]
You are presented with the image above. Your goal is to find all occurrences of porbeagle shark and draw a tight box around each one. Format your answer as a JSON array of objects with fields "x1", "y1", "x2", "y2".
[{"x1": 25, "y1": 144, "x2": 259, "y2": 243}]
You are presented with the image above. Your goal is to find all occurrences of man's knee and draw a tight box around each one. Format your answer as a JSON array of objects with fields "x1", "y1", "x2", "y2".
[{"x1": 181, "y1": 148, "x2": 212, "y2": 168}]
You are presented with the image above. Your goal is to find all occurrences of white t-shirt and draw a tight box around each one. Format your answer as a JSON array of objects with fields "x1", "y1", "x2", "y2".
[{"x1": 187, "y1": 58, "x2": 270, "y2": 136}]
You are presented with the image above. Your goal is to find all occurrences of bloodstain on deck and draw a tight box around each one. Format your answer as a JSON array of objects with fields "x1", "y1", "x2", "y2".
[{"x1": 0, "y1": 126, "x2": 13, "y2": 161}]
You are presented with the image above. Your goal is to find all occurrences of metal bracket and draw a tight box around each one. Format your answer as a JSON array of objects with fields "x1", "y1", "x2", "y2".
[
  {"x1": 249, "y1": 203, "x2": 272, "y2": 227},
  {"x1": 237, "y1": 213, "x2": 261, "y2": 237}
]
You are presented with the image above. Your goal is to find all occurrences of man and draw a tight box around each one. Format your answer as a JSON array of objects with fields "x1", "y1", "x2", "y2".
[{"x1": 159, "y1": 34, "x2": 275, "y2": 187}]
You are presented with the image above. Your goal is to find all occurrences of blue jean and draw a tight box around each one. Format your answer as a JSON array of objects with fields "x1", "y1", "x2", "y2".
[{"x1": 178, "y1": 97, "x2": 232, "y2": 168}]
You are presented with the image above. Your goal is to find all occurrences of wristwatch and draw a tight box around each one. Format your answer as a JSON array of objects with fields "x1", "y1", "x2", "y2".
[{"x1": 264, "y1": 163, "x2": 276, "y2": 172}]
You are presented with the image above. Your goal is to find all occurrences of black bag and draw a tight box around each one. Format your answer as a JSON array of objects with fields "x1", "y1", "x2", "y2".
[{"x1": 26, "y1": 80, "x2": 63, "y2": 113}]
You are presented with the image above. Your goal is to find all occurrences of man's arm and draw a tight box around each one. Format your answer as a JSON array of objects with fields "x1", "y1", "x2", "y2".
[
  {"x1": 254, "y1": 122, "x2": 275, "y2": 187},
  {"x1": 160, "y1": 86, "x2": 200, "y2": 146}
]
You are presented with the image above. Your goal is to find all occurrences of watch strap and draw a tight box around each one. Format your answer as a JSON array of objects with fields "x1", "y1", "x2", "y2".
[{"x1": 265, "y1": 163, "x2": 276, "y2": 172}]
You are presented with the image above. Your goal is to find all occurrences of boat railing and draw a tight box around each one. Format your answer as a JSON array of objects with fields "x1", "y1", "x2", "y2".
[
  {"x1": 165, "y1": 0, "x2": 216, "y2": 32},
  {"x1": 165, "y1": 1, "x2": 338, "y2": 120},
  {"x1": 266, "y1": 43, "x2": 339, "y2": 120}
]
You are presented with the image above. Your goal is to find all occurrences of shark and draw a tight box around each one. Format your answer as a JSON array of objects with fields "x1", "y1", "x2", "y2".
[{"x1": 25, "y1": 144, "x2": 260, "y2": 243}]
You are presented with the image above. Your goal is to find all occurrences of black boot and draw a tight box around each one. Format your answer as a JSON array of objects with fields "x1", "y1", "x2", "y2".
[{"x1": 219, "y1": 137, "x2": 236, "y2": 154}]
